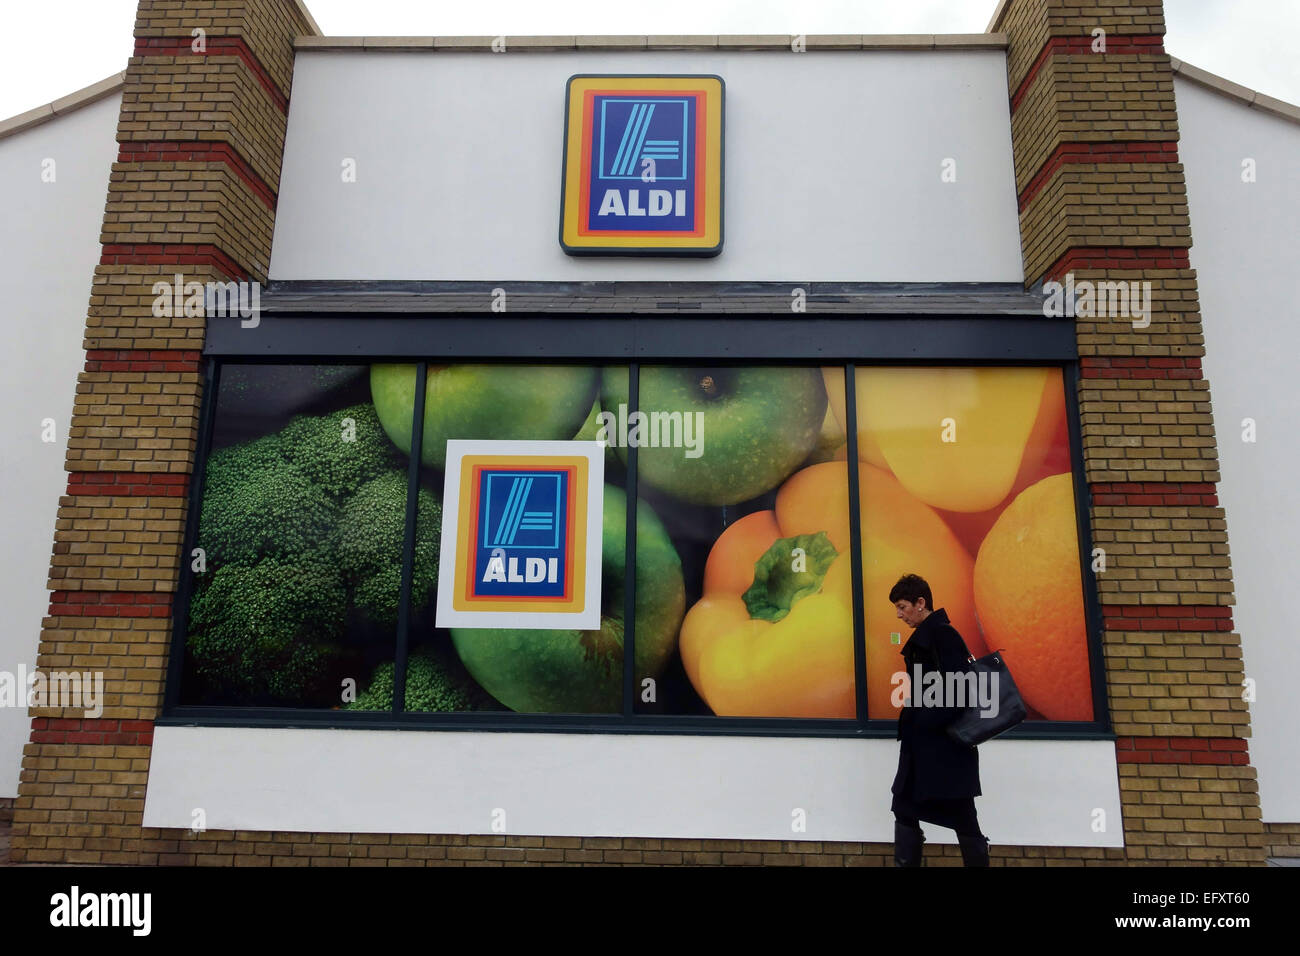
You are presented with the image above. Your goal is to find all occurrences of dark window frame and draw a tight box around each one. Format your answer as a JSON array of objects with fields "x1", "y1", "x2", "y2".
[{"x1": 159, "y1": 313, "x2": 1112, "y2": 741}]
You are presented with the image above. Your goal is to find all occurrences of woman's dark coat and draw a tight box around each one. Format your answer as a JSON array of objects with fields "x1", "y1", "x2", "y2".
[{"x1": 891, "y1": 607, "x2": 982, "y2": 801}]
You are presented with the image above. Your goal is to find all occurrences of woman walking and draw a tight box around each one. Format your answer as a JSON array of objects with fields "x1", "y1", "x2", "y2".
[{"x1": 889, "y1": 573, "x2": 991, "y2": 867}]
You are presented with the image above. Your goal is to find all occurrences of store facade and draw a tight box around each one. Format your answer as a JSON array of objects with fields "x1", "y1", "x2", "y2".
[{"x1": 4, "y1": 0, "x2": 1291, "y2": 864}]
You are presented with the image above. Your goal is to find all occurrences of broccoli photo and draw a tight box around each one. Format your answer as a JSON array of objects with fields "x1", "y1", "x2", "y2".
[
  {"x1": 336, "y1": 470, "x2": 442, "y2": 628},
  {"x1": 198, "y1": 452, "x2": 338, "y2": 567},
  {"x1": 346, "y1": 645, "x2": 501, "y2": 713},
  {"x1": 187, "y1": 555, "x2": 346, "y2": 701},
  {"x1": 185, "y1": 400, "x2": 448, "y2": 707},
  {"x1": 280, "y1": 404, "x2": 406, "y2": 499}
]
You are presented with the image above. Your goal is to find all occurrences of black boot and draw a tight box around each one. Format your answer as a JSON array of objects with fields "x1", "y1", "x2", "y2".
[
  {"x1": 894, "y1": 822, "x2": 925, "y2": 867},
  {"x1": 958, "y1": 833, "x2": 990, "y2": 867}
]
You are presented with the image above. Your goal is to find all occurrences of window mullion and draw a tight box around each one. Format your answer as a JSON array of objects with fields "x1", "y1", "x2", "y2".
[
  {"x1": 392, "y1": 361, "x2": 429, "y2": 716},
  {"x1": 842, "y1": 363, "x2": 869, "y2": 726},
  {"x1": 622, "y1": 363, "x2": 640, "y2": 722}
]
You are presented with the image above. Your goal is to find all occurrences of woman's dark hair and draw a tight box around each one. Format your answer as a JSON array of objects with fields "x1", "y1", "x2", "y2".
[{"x1": 889, "y1": 573, "x2": 933, "y2": 610}]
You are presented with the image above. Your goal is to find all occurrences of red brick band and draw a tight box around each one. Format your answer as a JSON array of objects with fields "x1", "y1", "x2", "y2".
[
  {"x1": 118, "y1": 141, "x2": 277, "y2": 209},
  {"x1": 83, "y1": 348, "x2": 203, "y2": 373},
  {"x1": 29, "y1": 718, "x2": 154, "y2": 747},
  {"x1": 1011, "y1": 34, "x2": 1166, "y2": 113},
  {"x1": 1115, "y1": 736, "x2": 1248, "y2": 765},
  {"x1": 99, "y1": 243, "x2": 250, "y2": 281},
  {"x1": 1019, "y1": 140, "x2": 1179, "y2": 211},
  {"x1": 1091, "y1": 482, "x2": 1218, "y2": 506},
  {"x1": 1080, "y1": 356, "x2": 1201, "y2": 379},
  {"x1": 1103, "y1": 604, "x2": 1233, "y2": 632},
  {"x1": 1044, "y1": 246, "x2": 1190, "y2": 282},
  {"x1": 65, "y1": 473, "x2": 191, "y2": 497},
  {"x1": 133, "y1": 36, "x2": 289, "y2": 114},
  {"x1": 48, "y1": 591, "x2": 173, "y2": 618}
]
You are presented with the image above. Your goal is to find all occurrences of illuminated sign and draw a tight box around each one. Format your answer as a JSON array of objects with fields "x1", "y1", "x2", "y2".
[
  {"x1": 436, "y1": 440, "x2": 604, "y2": 630},
  {"x1": 560, "y1": 74, "x2": 724, "y2": 256}
]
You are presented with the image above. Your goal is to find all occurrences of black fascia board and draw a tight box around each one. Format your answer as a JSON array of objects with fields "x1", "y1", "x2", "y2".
[{"x1": 202, "y1": 313, "x2": 1076, "y2": 362}]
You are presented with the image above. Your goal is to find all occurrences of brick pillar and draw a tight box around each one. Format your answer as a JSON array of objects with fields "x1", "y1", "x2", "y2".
[
  {"x1": 10, "y1": 0, "x2": 316, "y2": 865},
  {"x1": 995, "y1": 0, "x2": 1265, "y2": 864}
]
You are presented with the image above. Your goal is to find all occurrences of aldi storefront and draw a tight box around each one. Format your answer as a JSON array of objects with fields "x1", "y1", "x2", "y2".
[
  {"x1": 5, "y1": 0, "x2": 1276, "y2": 866},
  {"x1": 154, "y1": 314, "x2": 1117, "y2": 851}
]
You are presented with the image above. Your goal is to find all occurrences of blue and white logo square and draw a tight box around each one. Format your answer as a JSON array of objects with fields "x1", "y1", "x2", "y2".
[
  {"x1": 562, "y1": 75, "x2": 722, "y2": 254},
  {"x1": 588, "y1": 93, "x2": 696, "y2": 231},
  {"x1": 436, "y1": 439, "x2": 605, "y2": 631},
  {"x1": 598, "y1": 97, "x2": 689, "y2": 182},
  {"x1": 475, "y1": 469, "x2": 568, "y2": 598}
]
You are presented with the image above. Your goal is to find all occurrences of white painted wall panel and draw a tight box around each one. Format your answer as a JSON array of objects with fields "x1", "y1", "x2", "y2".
[
  {"x1": 1177, "y1": 78, "x2": 1300, "y2": 823},
  {"x1": 144, "y1": 726, "x2": 1123, "y2": 846},
  {"x1": 0, "y1": 94, "x2": 121, "y2": 797},
  {"x1": 269, "y1": 50, "x2": 1024, "y2": 283}
]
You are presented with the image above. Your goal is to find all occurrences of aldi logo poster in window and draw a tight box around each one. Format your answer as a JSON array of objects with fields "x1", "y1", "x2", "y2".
[
  {"x1": 560, "y1": 75, "x2": 724, "y2": 256},
  {"x1": 437, "y1": 440, "x2": 604, "y2": 630}
]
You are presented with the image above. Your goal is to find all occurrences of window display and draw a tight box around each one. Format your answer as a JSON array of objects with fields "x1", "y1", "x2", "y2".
[
  {"x1": 180, "y1": 365, "x2": 411, "y2": 709},
  {"x1": 843, "y1": 367, "x2": 1092, "y2": 721},
  {"x1": 175, "y1": 360, "x2": 1096, "y2": 726}
]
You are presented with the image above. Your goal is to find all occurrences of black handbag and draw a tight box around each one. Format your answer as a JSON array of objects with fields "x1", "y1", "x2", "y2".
[{"x1": 944, "y1": 649, "x2": 1027, "y2": 747}]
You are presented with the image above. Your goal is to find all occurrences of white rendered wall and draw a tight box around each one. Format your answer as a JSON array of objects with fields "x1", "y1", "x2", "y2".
[
  {"x1": 144, "y1": 726, "x2": 1123, "y2": 846},
  {"x1": 1176, "y1": 79, "x2": 1300, "y2": 823},
  {"x1": 268, "y1": 50, "x2": 1024, "y2": 283},
  {"x1": 0, "y1": 93, "x2": 121, "y2": 797}
]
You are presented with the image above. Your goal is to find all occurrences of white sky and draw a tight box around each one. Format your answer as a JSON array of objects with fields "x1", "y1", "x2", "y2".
[{"x1": 1, "y1": 0, "x2": 1297, "y2": 120}]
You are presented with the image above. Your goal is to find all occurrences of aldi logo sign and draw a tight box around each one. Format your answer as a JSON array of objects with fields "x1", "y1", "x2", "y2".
[
  {"x1": 560, "y1": 75, "x2": 724, "y2": 257},
  {"x1": 437, "y1": 440, "x2": 604, "y2": 630},
  {"x1": 475, "y1": 470, "x2": 567, "y2": 596}
]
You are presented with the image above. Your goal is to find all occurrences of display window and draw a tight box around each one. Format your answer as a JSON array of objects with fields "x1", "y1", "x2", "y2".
[{"x1": 169, "y1": 346, "x2": 1103, "y2": 735}]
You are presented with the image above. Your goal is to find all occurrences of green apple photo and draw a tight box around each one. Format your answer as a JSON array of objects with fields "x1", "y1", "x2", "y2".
[
  {"x1": 602, "y1": 366, "x2": 828, "y2": 506},
  {"x1": 572, "y1": 393, "x2": 626, "y2": 472},
  {"x1": 450, "y1": 485, "x2": 685, "y2": 713},
  {"x1": 370, "y1": 363, "x2": 598, "y2": 469}
]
